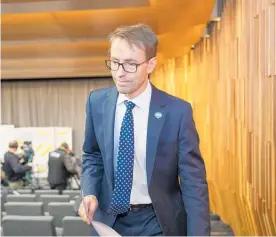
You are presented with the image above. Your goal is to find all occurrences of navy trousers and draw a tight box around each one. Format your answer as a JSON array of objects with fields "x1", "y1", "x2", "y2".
[{"x1": 113, "y1": 205, "x2": 163, "y2": 236}]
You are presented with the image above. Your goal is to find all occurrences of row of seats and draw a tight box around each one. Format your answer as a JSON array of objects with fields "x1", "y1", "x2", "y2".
[
  {"x1": 14, "y1": 189, "x2": 80, "y2": 199},
  {"x1": 1, "y1": 189, "x2": 88, "y2": 236},
  {"x1": 2, "y1": 216, "x2": 91, "y2": 236},
  {"x1": 1, "y1": 189, "x2": 234, "y2": 236},
  {"x1": 4, "y1": 194, "x2": 75, "y2": 212},
  {"x1": 1, "y1": 189, "x2": 80, "y2": 206},
  {"x1": 2, "y1": 213, "x2": 234, "y2": 236},
  {"x1": 4, "y1": 202, "x2": 75, "y2": 227},
  {"x1": 2, "y1": 189, "x2": 81, "y2": 210}
]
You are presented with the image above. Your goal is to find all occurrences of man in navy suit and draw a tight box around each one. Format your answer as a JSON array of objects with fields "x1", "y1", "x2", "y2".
[{"x1": 79, "y1": 23, "x2": 210, "y2": 236}]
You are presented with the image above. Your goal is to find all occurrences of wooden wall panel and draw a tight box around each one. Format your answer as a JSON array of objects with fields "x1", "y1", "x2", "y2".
[{"x1": 152, "y1": 0, "x2": 276, "y2": 235}]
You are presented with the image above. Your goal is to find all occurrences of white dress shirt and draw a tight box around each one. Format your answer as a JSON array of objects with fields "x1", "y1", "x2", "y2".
[{"x1": 114, "y1": 80, "x2": 152, "y2": 204}]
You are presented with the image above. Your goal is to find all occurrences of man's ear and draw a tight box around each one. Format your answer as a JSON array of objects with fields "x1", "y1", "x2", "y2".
[{"x1": 147, "y1": 57, "x2": 157, "y2": 74}]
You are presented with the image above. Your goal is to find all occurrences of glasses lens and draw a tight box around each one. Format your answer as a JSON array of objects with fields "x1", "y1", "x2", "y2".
[
  {"x1": 123, "y1": 63, "x2": 137, "y2": 73},
  {"x1": 106, "y1": 60, "x2": 118, "y2": 71},
  {"x1": 110, "y1": 61, "x2": 119, "y2": 70},
  {"x1": 105, "y1": 60, "x2": 137, "y2": 73}
]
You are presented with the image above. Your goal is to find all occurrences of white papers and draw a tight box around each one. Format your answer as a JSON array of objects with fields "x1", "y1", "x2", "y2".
[
  {"x1": 81, "y1": 190, "x2": 120, "y2": 236},
  {"x1": 91, "y1": 220, "x2": 121, "y2": 236}
]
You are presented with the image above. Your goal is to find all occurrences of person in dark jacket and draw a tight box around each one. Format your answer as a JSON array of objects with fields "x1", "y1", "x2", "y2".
[
  {"x1": 20, "y1": 141, "x2": 35, "y2": 185},
  {"x1": 47, "y1": 142, "x2": 80, "y2": 193},
  {"x1": 3, "y1": 140, "x2": 32, "y2": 189},
  {"x1": 21, "y1": 141, "x2": 35, "y2": 164}
]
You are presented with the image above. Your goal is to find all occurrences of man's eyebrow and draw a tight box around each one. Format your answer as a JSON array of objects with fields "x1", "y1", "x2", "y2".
[
  {"x1": 124, "y1": 58, "x2": 138, "y2": 63},
  {"x1": 110, "y1": 57, "x2": 138, "y2": 63},
  {"x1": 110, "y1": 57, "x2": 119, "y2": 61}
]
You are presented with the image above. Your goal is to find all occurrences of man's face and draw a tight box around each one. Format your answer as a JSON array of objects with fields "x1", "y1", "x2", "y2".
[{"x1": 110, "y1": 38, "x2": 156, "y2": 98}]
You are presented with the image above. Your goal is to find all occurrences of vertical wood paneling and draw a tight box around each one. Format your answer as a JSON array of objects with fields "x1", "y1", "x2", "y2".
[{"x1": 152, "y1": 0, "x2": 276, "y2": 235}]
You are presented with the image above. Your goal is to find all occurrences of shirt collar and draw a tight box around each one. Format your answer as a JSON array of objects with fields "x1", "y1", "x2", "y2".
[{"x1": 117, "y1": 80, "x2": 152, "y2": 111}]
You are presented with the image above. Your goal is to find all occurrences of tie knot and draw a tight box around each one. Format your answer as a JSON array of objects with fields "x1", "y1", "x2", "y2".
[{"x1": 124, "y1": 100, "x2": 135, "y2": 111}]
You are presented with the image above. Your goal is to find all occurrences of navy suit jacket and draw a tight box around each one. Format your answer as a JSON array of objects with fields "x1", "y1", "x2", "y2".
[{"x1": 81, "y1": 85, "x2": 211, "y2": 236}]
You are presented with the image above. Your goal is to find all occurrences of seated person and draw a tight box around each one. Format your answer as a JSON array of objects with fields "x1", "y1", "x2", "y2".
[
  {"x1": 47, "y1": 142, "x2": 80, "y2": 194},
  {"x1": 3, "y1": 140, "x2": 32, "y2": 189}
]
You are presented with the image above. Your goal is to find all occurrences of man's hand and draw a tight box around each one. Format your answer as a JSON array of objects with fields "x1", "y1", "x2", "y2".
[{"x1": 78, "y1": 196, "x2": 99, "y2": 225}]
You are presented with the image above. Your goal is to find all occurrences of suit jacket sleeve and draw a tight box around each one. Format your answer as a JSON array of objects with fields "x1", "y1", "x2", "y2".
[
  {"x1": 81, "y1": 92, "x2": 104, "y2": 198},
  {"x1": 178, "y1": 103, "x2": 211, "y2": 236}
]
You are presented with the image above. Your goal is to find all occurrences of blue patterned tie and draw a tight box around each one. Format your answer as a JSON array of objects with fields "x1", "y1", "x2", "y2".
[{"x1": 109, "y1": 100, "x2": 135, "y2": 215}]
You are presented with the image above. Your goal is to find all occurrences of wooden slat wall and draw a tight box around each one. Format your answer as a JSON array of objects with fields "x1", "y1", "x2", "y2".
[{"x1": 152, "y1": 0, "x2": 276, "y2": 235}]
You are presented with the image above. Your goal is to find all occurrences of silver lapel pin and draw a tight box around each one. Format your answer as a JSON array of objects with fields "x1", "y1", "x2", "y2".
[{"x1": 154, "y1": 112, "x2": 162, "y2": 119}]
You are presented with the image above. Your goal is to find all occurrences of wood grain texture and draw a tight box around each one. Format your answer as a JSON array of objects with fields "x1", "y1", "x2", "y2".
[
  {"x1": 152, "y1": 0, "x2": 276, "y2": 235},
  {"x1": 1, "y1": 0, "x2": 215, "y2": 79}
]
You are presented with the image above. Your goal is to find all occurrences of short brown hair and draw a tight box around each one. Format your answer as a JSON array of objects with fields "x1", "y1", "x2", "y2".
[
  {"x1": 60, "y1": 142, "x2": 69, "y2": 149},
  {"x1": 9, "y1": 140, "x2": 18, "y2": 149},
  {"x1": 108, "y1": 23, "x2": 158, "y2": 59}
]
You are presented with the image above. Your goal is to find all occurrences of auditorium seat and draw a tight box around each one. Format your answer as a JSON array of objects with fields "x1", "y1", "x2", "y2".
[
  {"x1": 62, "y1": 190, "x2": 80, "y2": 199},
  {"x1": 1, "y1": 194, "x2": 6, "y2": 212},
  {"x1": 62, "y1": 216, "x2": 91, "y2": 236},
  {"x1": 48, "y1": 202, "x2": 75, "y2": 227},
  {"x1": 4, "y1": 202, "x2": 44, "y2": 216},
  {"x1": 38, "y1": 194, "x2": 70, "y2": 212},
  {"x1": 2, "y1": 215, "x2": 56, "y2": 236},
  {"x1": 72, "y1": 195, "x2": 81, "y2": 215},
  {"x1": 35, "y1": 189, "x2": 59, "y2": 199},
  {"x1": 6, "y1": 194, "x2": 36, "y2": 202},
  {"x1": 16, "y1": 189, "x2": 33, "y2": 194}
]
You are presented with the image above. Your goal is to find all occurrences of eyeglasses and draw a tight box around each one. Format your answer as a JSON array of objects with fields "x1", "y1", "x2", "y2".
[{"x1": 105, "y1": 59, "x2": 148, "y2": 73}]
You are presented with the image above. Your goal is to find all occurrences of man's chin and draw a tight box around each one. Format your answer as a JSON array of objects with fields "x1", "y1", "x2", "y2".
[{"x1": 116, "y1": 86, "x2": 132, "y2": 95}]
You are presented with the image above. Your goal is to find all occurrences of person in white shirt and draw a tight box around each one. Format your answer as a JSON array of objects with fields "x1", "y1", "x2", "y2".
[{"x1": 79, "y1": 23, "x2": 210, "y2": 236}]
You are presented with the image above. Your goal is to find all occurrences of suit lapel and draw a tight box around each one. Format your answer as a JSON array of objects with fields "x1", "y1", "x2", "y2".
[
  {"x1": 103, "y1": 87, "x2": 118, "y2": 187},
  {"x1": 146, "y1": 85, "x2": 167, "y2": 185}
]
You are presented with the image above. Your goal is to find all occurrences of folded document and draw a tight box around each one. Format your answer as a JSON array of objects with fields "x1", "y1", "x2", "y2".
[{"x1": 92, "y1": 220, "x2": 121, "y2": 236}]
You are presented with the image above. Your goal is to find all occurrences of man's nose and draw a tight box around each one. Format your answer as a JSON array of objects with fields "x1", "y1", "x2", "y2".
[{"x1": 116, "y1": 64, "x2": 126, "y2": 77}]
